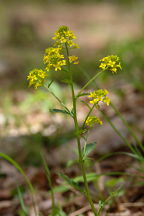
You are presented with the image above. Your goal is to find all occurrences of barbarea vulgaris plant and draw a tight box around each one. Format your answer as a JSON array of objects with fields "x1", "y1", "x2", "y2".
[{"x1": 27, "y1": 25, "x2": 121, "y2": 216}]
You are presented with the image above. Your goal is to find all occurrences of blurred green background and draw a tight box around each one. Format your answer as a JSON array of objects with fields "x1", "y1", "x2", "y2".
[{"x1": 0, "y1": 0, "x2": 144, "y2": 89}]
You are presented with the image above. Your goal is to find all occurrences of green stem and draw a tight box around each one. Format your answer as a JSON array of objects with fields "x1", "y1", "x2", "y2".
[
  {"x1": 41, "y1": 154, "x2": 55, "y2": 211},
  {"x1": 17, "y1": 186, "x2": 29, "y2": 215},
  {"x1": 110, "y1": 102, "x2": 144, "y2": 152},
  {"x1": 65, "y1": 43, "x2": 98, "y2": 216},
  {"x1": 48, "y1": 89, "x2": 70, "y2": 113},
  {"x1": 82, "y1": 104, "x2": 95, "y2": 128},
  {"x1": 80, "y1": 67, "x2": 143, "y2": 155},
  {"x1": 72, "y1": 84, "x2": 98, "y2": 216},
  {"x1": 101, "y1": 111, "x2": 143, "y2": 159},
  {"x1": 77, "y1": 70, "x2": 104, "y2": 97}
]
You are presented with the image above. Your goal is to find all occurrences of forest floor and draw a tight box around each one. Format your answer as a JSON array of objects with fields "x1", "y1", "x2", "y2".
[{"x1": 0, "y1": 83, "x2": 144, "y2": 216}]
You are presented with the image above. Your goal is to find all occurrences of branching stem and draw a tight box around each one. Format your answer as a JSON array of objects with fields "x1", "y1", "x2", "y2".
[{"x1": 65, "y1": 43, "x2": 98, "y2": 216}]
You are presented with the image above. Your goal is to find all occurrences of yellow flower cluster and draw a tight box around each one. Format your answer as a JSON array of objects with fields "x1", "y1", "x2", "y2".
[
  {"x1": 68, "y1": 56, "x2": 79, "y2": 64},
  {"x1": 86, "y1": 116, "x2": 102, "y2": 127},
  {"x1": 99, "y1": 55, "x2": 121, "y2": 73},
  {"x1": 27, "y1": 69, "x2": 47, "y2": 89},
  {"x1": 43, "y1": 47, "x2": 66, "y2": 71},
  {"x1": 88, "y1": 89, "x2": 110, "y2": 106},
  {"x1": 52, "y1": 26, "x2": 79, "y2": 48},
  {"x1": 27, "y1": 26, "x2": 80, "y2": 89}
]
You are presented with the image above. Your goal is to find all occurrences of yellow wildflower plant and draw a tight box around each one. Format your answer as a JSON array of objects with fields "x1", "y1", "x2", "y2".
[
  {"x1": 86, "y1": 116, "x2": 102, "y2": 127},
  {"x1": 27, "y1": 68, "x2": 47, "y2": 89},
  {"x1": 52, "y1": 26, "x2": 79, "y2": 49},
  {"x1": 68, "y1": 56, "x2": 79, "y2": 64},
  {"x1": 43, "y1": 47, "x2": 66, "y2": 71},
  {"x1": 26, "y1": 26, "x2": 123, "y2": 216},
  {"x1": 88, "y1": 89, "x2": 110, "y2": 106},
  {"x1": 99, "y1": 55, "x2": 121, "y2": 73}
]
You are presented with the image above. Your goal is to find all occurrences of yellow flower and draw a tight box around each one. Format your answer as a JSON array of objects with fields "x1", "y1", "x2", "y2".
[
  {"x1": 86, "y1": 116, "x2": 102, "y2": 127},
  {"x1": 88, "y1": 89, "x2": 110, "y2": 106},
  {"x1": 52, "y1": 26, "x2": 79, "y2": 49},
  {"x1": 99, "y1": 55, "x2": 121, "y2": 73},
  {"x1": 43, "y1": 47, "x2": 66, "y2": 71},
  {"x1": 27, "y1": 68, "x2": 47, "y2": 89},
  {"x1": 68, "y1": 56, "x2": 79, "y2": 64}
]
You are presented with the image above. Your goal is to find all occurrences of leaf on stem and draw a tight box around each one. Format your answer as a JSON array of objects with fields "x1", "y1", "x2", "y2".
[
  {"x1": 59, "y1": 173, "x2": 83, "y2": 193},
  {"x1": 52, "y1": 173, "x2": 99, "y2": 194},
  {"x1": 82, "y1": 142, "x2": 97, "y2": 160},
  {"x1": 49, "y1": 108, "x2": 72, "y2": 116},
  {"x1": 76, "y1": 92, "x2": 90, "y2": 98}
]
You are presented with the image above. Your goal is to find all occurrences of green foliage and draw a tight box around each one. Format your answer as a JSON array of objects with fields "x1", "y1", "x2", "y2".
[
  {"x1": 59, "y1": 173, "x2": 84, "y2": 193},
  {"x1": 74, "y1": 172, "x2": 99, "y2": 182},
  {"x1": 49, "y1": 108, "x2": 72, "y2": 116},
  {"x1": 0, "y1": 153, "x2": 37, "y2": 216},
  {"x1": 17, "y1": 187, "x2": 29, "y2": 216},
  {"x1": 82, "y1": 142, "x2": 97, "y2": 160},
  {"x1": 52, "y1": 172, "x2": 99, "y2": 194},
  {"x1": 0, "y1": 153, "x2": 34, "y2": 192},
  {"x1": 105, "y1": 178, "x2": 124, "y2": 189},
  {"x1": 66, "y1": 159, "x2": 78, "y2": 167},
  {"x1": 50, "y1": 207, "x2": 66, "y2": 216}
]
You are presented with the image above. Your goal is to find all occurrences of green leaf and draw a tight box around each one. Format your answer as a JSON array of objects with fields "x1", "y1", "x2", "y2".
[
  {"x1": 66, "y1": 159, "x2": 78, "y2": 167},
  {"x1": 109, "y1": 187, "x2": 124, "y2": 199},
  {"x1": 51, "y1": 173, "x2": 99, "y2": 194},
  {"x1": 0, "y1": 153, "x2": 34, "y2": 194},
  {"x1": 82, "y1": 142, "x2": 97, "y2": 160},
  {"x1": 74, "y1": 172, "x2": 99, "y2": 182},
  {"x1": 17, "y1": 187, "x2": 29, "y2": 216},
  {"x1": 47, "y1": 80, "x2": 54, "y2": 88},
  {"x1": 50, "y1": 206, "x2": 66, "y2": 216},
  {"x1": 105, "y1": 178, "x2": 124, "y2": 188},
  {"x1": 59, "y1": 173, "x2": 83, "y2": 193},
  {"x1": 98, "y1": 200, "x2": 105, "y2": 209},
  {"x1": 0, "y1": 153, "x2": 37, "y2": 216},
  {"x1": 49, "y1": 108, "x2": 71, "y2": 116},
  {"x1": 53, "y1": 185, "x2": 70, "y2": 193}
]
